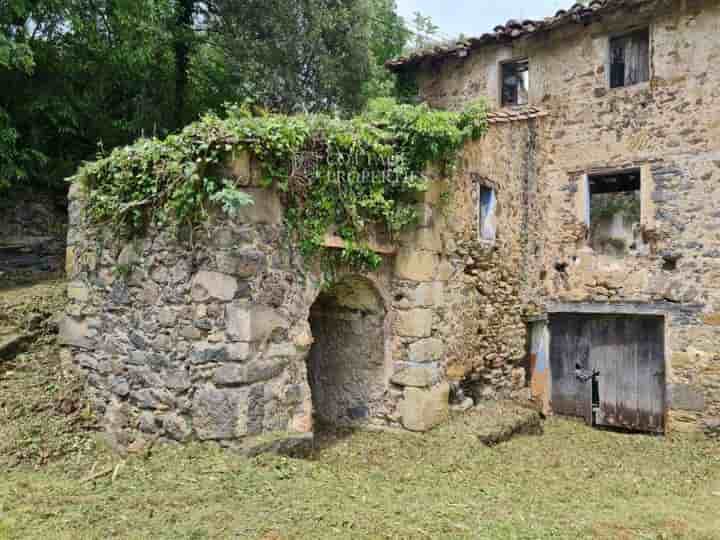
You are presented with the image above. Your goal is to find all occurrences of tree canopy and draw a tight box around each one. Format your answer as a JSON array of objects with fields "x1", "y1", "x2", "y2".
[{"x1": 0, "y1": 0, "x2": 415, "y2": 193}]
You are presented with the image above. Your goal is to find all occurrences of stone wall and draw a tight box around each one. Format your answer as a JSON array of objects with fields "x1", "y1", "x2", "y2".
[
  {"x1": 61, "y1": 149, "x2": 531, "y2": 449},
  {"x1": 411, "y1": 0, "x2": 720, "y2": 433},
  {"x1": 0, "y1": 190, "x2": 67, "y2": 283}
]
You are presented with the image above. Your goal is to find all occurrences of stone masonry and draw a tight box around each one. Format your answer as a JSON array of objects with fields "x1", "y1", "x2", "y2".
[
  {"x1": 63, "y1": 0, "x2": 720, "y2": 448},
  {"x1": 390, "y1": 0, "x2": 720, "y2": 434},
  {"x1": 61, "y1": 147, "x2": 530, "y2": 450}
]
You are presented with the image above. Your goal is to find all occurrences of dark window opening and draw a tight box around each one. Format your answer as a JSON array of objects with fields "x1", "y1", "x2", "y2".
[
  {"x1": 501, "y1": 59, "x2": 529, "y2": 106},
  {"x1": 662, "y1": 254, "x2": 680, "y2": 271},
  {"x1": 610, "y1": 28, "x2": 650, "y2": 88},
  {"x1": 589, "y1": 170, "x2": 642, "y2": 255},
  {"x1": 478, "y1": 185, "x2": 497, "y2": 242}
]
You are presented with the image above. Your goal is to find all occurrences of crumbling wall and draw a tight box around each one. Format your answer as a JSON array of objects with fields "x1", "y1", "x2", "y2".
[
  {"x1": 432, "y1": 123, "x2": 538, "y2": 399},
  {"x1": 412, "y1": 0, "x2": 720, "y2": 433},
  {"x1": 0, "y1": 190, "x2": 67, "y2": 282},
  {"x1": 61, "y1": 148, "x2": 531, "y2": 448}
]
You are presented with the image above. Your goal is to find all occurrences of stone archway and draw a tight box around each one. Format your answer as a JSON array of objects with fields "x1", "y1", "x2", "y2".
[{"x1": 307, "y1": 276, "x2": 387, "y2": 428}]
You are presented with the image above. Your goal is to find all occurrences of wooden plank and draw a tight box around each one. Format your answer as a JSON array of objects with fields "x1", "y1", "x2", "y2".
[
  {"x1": 612, "y1": 317, "x2": 636, "y2": 430},
  {"x1": 550, "y1": 314, "x2": 592, "y2": 420},
  {"x1": 634, "y1": 317, "x2": 658, "y2": 432},
  {"x1": 579, "y1": 316, "x2": 593, "y2": 424},
  {"x1": 646, "y1": 317, "x2": 666, "y2": 432},
  {"x1": 617, "y1": 317, "x2": 640, "y2": 430},
  {"x1": 593, "y1": 317, "x2": 615, "y2": 427}
]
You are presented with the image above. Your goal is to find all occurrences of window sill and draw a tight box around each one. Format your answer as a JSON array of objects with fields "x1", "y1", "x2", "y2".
[
  {"x1": 606, "y1": 80, "x2": 651, "y2": 94},
  {"x1": 499, "y1": 103, "x2": 531, "y2": 110}
]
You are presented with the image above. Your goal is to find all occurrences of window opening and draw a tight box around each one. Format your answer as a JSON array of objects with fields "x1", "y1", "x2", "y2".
[
  {"x1": 478, "y1": 185, "x2": 497, "y2": 242},
  {"x1": 610, "y1": 28, "x2": 650, "y2": 88},
  {"x1": 589, "y1": 170, "x2": 642, "y2": 255},
  {"x1": 501, "y1": 59, "x2": 529, "y2": 106}
]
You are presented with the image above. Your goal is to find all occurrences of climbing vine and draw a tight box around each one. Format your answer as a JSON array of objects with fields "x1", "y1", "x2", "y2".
[{"x1": 75, "y1": 98, "x2": 488, "y2": 271}]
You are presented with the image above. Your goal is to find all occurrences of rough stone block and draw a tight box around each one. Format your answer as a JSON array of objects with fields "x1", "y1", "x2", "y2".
[
  {"x1": 391, "y1": 362, "x2": 441, "y2": 387},
  {"x1": 65, "y1": 246, "x2": 77, "y2": 277},
  {"x1": 165, "y1": 369, "x2": 191, "y2": 391},
  {"x1": 400, "y1": 226, "x2": 442, "y2": 252},
  {"x1": 408, "y1": 282, "x2": 444, "y2": 307},
  {"x1": 398, "y1": 382, "x2": 450, "y2": 432},
  {"x1": 267, "y1": 343, "x2": 298, "y2": 358},
  {"x1": 191, "y1": 271, "x2": 238, "y2": 302},
  {"x1": 58, "y1": 317, "x2": 94, "y2": 349},
  {"x1": 669, "y1": 383, "x2": 706, "y2": 411},
  {"x1": 227, "y1": 342, "x2": 251, "y2": 361},
  {"x1": 214, "y1": 358, "x2": 286, "y2": 386},
  {"x1": 192, "y1": 385, "x2": 249, "y2": 440},
  {"x1": 157, "y1": 308, "x2": 177, "y2": 327},
  {"x1": 225, "y1": 305, "x2": 288, "y2": 342},
  {"x1": 162, "y1": 413, "x2": 192, "y2": 441},
  {"x1": 67, "y1": 281, "x2": 90, "y2": 302},
  {"x1": 217, "y1": 250, "x2": 266, "y2": 278},
  {"x1": 190, "y1": 342, "x2": 228, "y2": 364},
  {"x1": 395, "y1": 248, "x2": 438, "y2": 282},
  {"x1": 237, "y1": 188, "x2": 283, "y2": 225},
  {"x1": 408, "y1": 338, "x2": 444, "y2": 363},
  {"x1": 671, "y1": 352, "x2": 693, "y2": 370},
  {"x1": 395, "y1": 309, "x2": 433, "y2": 338}
]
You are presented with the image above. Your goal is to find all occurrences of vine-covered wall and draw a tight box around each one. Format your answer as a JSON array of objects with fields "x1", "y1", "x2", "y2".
[{"x1": 61, "y1": 148, "x2": 532, "y2": 450}]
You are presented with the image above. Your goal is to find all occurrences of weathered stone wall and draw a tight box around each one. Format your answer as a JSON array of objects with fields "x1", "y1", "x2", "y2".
[
  {"x1": 61, "y1": 146, "x2": 532, "y2": 449},
  {"x1": 0, "y1": 190, "x2": 67, "y2": 282},
  {"x1": 412, "y1": 0, "x2": 720, "y2": 433},
  {"x1": 433, "y1": 124, "x2": 538, "y2": 398}
]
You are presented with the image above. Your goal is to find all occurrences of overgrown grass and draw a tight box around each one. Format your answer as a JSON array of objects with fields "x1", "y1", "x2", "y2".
[
  {"x1": 1, "y1": 281, "x2": 719, "y2": 539},
  {"x1": 1, "y1": 413, "x2": 719, "y2": 539}
]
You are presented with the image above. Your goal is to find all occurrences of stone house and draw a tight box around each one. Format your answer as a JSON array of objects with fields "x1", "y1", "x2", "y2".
[
  {"x1": 61, "y1": 0, "x2": 720, "y2": 450},
  {"x1": 388, "y1": 0, "x2": 720, "y2": 433}
]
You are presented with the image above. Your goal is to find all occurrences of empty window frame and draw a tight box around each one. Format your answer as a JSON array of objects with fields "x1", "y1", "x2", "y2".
[
  {"x1": 478, "y1": 184, "x2": 497, "y2": 242},
  {"x1": 588, "y1": 170, "x2": 642, "y2": 255},
  {"x1": 609, "y1": 28, "x2": 650, "y2": 88},
  {"x1": 501, "y1": 59, "x2": 529, "y2": 107}
]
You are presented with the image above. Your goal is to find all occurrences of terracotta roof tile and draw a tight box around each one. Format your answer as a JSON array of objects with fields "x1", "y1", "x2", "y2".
[
  {"x1": 387, "y1": 0, "x2": 644, "y2": 71},
  {"x1": 485, "y1": 106, "x2": 549, "y2": 124}
]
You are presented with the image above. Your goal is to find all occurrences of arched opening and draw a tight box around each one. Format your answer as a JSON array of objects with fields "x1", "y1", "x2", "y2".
[{"x1": 307, "y1": 276, "x2": 387, "y2": 428}]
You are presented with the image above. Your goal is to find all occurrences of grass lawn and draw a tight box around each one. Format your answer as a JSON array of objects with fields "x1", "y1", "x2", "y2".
[
  {"x1": 1, "y1": 412, "x2": 719, "y2": 540},
  {"x1": 1, "y1": 281, "x2": 719, "y2": 539}
]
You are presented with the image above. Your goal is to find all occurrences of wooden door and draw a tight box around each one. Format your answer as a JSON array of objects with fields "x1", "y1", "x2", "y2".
[
  {"x1": 549, "y1": 314, "x2": 592, "y2": 421},
  {"x1": 550, "y1": 314, "x2": 665, "y2": 433}
]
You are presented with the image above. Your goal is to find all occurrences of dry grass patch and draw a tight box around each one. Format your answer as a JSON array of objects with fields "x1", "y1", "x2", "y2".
[{"x1": 1, "y1": 411, "x2": 719, "y2": 539}]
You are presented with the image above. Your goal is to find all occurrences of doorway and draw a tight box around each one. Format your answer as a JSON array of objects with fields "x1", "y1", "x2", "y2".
[
  {"x1": 307, "y1": 277, "x2": 386, "y2": 428},
  {"x1": 549, "y1": 313, "x2": 665, "y2": 433}
]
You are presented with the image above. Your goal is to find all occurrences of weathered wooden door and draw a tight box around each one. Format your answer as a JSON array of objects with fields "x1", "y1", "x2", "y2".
[{"x1": 549, "y1": 314, "x2": 665, "y2": 433}]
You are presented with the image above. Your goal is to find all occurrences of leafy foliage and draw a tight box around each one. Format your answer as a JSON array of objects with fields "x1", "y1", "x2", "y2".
[
  {"x1": 77, "y1": 99, "x2": 488, "y2": 271},
  {"x1": 0, "y1": 0, "x2": 417, "y2": 194}
]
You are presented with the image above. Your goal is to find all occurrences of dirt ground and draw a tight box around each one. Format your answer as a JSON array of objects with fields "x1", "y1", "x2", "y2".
[{"x1": 1, "y1": 280, "x2": 719, "y2": 540}]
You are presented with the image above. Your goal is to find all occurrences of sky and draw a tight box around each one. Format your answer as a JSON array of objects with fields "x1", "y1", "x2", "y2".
[{"x1": 395, "y1": 1, "x2": 572, "y2": 39}]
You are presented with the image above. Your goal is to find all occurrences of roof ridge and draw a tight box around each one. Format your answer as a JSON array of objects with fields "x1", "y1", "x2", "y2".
[{"x1": 387, "y1": 0, "x2": 644, "y2": 71}]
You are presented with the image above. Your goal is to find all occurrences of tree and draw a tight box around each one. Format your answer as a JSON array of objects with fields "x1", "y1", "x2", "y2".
[{"x1": 0, "y1": 0, "x2": 418, "y2": 193}]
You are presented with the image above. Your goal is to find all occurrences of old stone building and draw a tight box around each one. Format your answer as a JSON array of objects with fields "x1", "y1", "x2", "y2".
[
  {"x1": 61, "y1": 0, "x2": 720, "y2": 450},
  {"x1": 389, "y1": 0, "x2": 720, "y2": 434}
]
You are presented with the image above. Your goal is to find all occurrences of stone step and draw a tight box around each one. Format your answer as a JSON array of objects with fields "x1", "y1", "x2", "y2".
[{"x1": 0, "y1": 327, "x2": 37, "y2": 361}]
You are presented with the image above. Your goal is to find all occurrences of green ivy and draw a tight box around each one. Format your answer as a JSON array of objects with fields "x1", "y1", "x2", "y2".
[{"x1": 74, "y1": 98, "x2": 488, "y2": 271}]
